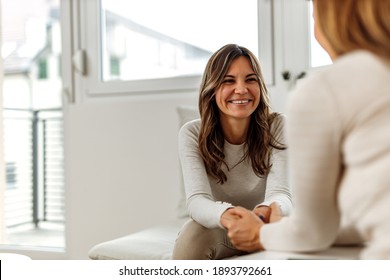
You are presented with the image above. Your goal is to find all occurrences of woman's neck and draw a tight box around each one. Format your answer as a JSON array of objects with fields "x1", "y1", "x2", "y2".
[{"x1": 220, "y1": 117, "x2": 250, "y2": 145}]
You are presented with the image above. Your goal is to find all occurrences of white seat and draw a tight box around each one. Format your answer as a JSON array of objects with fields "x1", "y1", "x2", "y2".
[
  {"x1": 0, "y1": 253, "x2": 32, "y2": 260},
  {"x1": 88, "y1": 219, "x2": 187, "y2": 260}
]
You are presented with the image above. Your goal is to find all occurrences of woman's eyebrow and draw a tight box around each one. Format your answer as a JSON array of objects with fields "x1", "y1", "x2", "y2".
[{"x1": 224, "y1": 73, "x2": 256, "y2": 78}]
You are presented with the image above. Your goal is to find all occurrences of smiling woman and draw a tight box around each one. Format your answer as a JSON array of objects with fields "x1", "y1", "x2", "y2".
[{"x1": 171, "y1": 44, "x2": 292, "y2": 260}]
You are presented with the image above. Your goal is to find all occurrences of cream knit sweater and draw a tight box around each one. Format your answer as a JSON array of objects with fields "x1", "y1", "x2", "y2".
[
  {"x1": 261, "y1": 51, "x2": 390, "y2": 259},
  {"x1": 178, "y1": 115, "x2": 293, "y2": 229}
]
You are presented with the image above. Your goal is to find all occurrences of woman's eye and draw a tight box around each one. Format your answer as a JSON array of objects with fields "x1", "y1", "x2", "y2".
[
  {"x1": 222, "y1": 79, "x2": 234, "y2": 84},
  {"x1": 247, "y1": 78, "x2": 258, "y2": 82}
]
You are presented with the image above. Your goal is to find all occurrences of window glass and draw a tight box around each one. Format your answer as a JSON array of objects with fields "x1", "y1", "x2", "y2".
[{"x1": 101, "y1": 0, "x2": 258, "y2": 81}]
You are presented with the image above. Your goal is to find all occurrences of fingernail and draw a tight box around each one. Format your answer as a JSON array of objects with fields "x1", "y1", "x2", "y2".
[{"x1": 259, "y1": 215, "x2": 265, "y2": 222}]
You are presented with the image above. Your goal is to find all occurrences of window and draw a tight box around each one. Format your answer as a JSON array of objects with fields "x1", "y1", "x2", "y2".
[
  {"x1": 79, "y1": 0, "x2": 274, "y2": 96},
  {"x1": 1, "y1": 0, "x2": 64, "y2": 249},
  {"x1": 101, "y1": 0, "x2": 258, "y2": 82}
]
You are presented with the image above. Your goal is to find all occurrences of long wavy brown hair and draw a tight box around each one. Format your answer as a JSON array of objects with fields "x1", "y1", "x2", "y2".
[{"x1": 198, "y1": 44, "x2": 285, "y2": 184}]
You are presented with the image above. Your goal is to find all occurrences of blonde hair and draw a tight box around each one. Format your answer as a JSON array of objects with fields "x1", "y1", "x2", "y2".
[{"x1": 313, "y1": 0, "x2": 390, "y2": 60}]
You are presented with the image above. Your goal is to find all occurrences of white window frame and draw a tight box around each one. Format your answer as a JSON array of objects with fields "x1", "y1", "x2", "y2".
[
  {"x1": 73, "y1": 0, "x2": 275, "y2": 97},
  {"x1": 280, "y1": 0, "x2": 332, "y2": 76}
]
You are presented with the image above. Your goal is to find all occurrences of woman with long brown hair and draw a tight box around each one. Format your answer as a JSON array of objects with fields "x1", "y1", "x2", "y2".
[
  {"x1": 172, "y1": 44, "x2": 292, "y2": 259},
  {"x1": 224, "y1": 0, "x2": 390, "y2": 259}
]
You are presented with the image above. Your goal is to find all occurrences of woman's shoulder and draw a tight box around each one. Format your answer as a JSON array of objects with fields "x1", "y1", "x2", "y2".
[
  {"x1": 269, "y1": 112, "x2": 286, "y2": 131},
  {"x1": 333, "y1": 50, "x2": 388, "y2": 71},
  {"x1": 178, "y1": 119, "x2": 201, "y2": 140},
  {"x1": 328, "y1": 51, "x2": 390, "y2": 89},
  {"x1": 291, "y1": 51, "x2": 390, "y2": 109},
  {"x1": 268, "y1": 112, "x2": 286, "y2": 142},
  {"x1": 297, "y1": 51, "x2": 388, "y2": 91}
]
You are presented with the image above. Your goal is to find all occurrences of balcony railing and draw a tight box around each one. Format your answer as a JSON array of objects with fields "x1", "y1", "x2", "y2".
[{"x1": 3, "y1": 108, "x2": 64, "y2": 229}]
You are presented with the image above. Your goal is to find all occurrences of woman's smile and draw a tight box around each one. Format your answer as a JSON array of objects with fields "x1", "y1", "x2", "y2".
[{"x1": 228, "y1": 99, "x2": 253, "y2": 104}]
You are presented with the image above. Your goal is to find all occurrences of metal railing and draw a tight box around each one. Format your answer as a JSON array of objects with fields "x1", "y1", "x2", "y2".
[{"x1": 3, "y1": 108, "x2": 64, "y2": 228}]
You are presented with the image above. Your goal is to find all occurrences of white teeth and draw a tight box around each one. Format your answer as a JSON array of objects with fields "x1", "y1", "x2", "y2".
[{"x1": 230, "y1": 100, "x2": 250, "y2": 104}]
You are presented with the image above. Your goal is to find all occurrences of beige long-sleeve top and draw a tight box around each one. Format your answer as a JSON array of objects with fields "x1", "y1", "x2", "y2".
[
  {"x1": 261, "y1": 51, "x2": 390, "y2": 259},
  {"x1": 178, "y1": 114, "x2": 292, "y2": 229}
]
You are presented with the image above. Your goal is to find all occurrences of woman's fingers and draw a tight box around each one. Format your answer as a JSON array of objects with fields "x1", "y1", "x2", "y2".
[{"x1": 269, "y1": 202, "x2": 283, "y2": 223}]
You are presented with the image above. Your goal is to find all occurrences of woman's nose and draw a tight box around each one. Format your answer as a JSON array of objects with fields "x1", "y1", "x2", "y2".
[{"x1": 234, "y1": 81, "x2": 248, "y2": 94}]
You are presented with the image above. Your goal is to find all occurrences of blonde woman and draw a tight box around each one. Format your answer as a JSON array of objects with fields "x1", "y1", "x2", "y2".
[
  {"x1": 223, "y1": 0, "x2": 390, "y2": 259},
  {"x1": 172, "y1": 44, "x2": 292, "y2": 259}
]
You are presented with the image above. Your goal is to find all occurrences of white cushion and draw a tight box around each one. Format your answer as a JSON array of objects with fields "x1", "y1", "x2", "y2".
[
  {"x1": 0, "y1": 253, "x2": 31, "y2": 260},
  {"x1": 88, "y1": 219, "x2": 187, "y2": 260},
  {"x1": 176, "y1": 105, "x2": 199, "y2": 128},
  {"x1": 175, "y1": 105, "x2": 199, "y2": 218}
]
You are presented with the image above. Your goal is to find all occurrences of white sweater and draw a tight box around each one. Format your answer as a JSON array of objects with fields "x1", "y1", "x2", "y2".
[
  {"x1": 261, "y1": 51, "x2": 390, "y2": 259},
  {"x1": 178, "y1": 114, "x2": 292, "y2": 229}
]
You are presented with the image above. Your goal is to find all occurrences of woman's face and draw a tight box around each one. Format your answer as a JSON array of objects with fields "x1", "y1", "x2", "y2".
[{"x1": 215, "y1": 56, "x2": 261, "y2": 123}]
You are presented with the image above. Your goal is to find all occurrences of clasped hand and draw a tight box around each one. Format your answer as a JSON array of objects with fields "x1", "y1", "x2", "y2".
[{"x1": 220, "y1": 203, "x2": 282, "y2": 252}]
